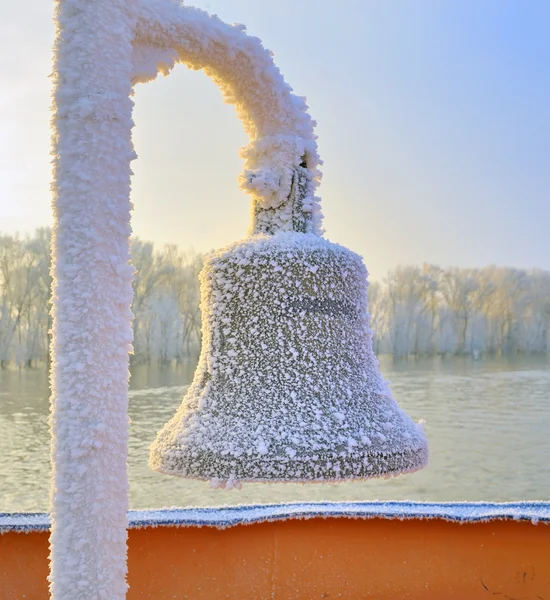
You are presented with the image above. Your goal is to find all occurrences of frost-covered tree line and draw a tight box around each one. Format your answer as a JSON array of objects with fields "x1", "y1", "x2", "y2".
[
  {"x1": 130, "y1": 238, "x2": 203, "y2": 364},
  {"x1": 0, "y1": 229, "x2": 52, "y2": 367},
  {"x1": 2, "y1": 230, "x2": 550, "y2": 366},
  {"x1": 369, "y1": 264, "x2": 550, "y2": 358},
  {"x1": 0, "y1": 229, "x2": 204, "y2": 367}
]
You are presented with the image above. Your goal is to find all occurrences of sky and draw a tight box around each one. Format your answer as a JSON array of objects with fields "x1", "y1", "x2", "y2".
[{"x1": 1, "y1": 0, "x2": 549, "y2": 281}]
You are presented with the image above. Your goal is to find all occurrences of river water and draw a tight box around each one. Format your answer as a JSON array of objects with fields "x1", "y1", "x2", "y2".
[{"x1": 1, "y1": 356, "x2": 549, "y2": 512}]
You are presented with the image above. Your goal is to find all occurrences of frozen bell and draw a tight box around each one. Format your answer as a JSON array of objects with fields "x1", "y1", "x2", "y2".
[{"x1": 149, "y1": 157, "x2": 428, "y2": 488}]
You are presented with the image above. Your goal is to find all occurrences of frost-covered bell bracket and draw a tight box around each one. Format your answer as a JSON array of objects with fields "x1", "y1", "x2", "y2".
[{"x1": 132, "y1": 0, "x2": 324, "y2": 235}]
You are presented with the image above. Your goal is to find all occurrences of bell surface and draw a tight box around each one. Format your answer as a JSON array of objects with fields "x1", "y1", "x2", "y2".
[{"x1": 149, "y1": 232, "x2": 428, "y2": 487}]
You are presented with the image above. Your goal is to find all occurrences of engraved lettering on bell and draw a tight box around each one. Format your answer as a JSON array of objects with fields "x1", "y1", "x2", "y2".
[{"x1": 290, "y1": 297, "x2": 357, "y2": 316}]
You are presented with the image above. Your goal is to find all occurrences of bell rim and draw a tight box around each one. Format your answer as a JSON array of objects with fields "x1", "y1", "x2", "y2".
[{"x1": 149, "y1": 443, "x2": 429, "y2": 485}]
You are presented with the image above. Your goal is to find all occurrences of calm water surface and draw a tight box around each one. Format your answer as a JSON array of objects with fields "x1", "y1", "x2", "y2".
[{"x1": 1, "y1": 356, "x2": 549, "y2": 512}]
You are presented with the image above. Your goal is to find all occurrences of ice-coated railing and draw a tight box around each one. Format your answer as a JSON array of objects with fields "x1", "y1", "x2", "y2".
[{"x1": 2, "y1": 501, "x2": 549, "y2": 534}]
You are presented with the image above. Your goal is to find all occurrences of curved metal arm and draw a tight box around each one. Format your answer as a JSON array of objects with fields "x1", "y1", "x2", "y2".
[{"x1": 133, "y1": 0, "x2": 323, "y2": 234}]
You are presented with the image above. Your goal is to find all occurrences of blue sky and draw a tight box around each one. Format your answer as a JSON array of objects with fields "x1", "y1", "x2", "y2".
[{"x1": 1, "y1": 0, "x2": 548, "y2": 280}]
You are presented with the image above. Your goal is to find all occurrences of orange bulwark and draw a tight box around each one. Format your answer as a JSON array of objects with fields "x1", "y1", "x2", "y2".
[{"x1": 1, "y1": 503, "x2": 549, "y2": 600}]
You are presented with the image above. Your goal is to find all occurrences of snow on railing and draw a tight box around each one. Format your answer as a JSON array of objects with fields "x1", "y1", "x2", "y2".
[{"x1": 3, "y1": 502, "x2": 550, "y2": 534}]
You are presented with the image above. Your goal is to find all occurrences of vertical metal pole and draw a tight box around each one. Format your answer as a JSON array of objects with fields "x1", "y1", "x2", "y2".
[{"x1": 50, "y1": 1, "x2": 135, "y2": 598}]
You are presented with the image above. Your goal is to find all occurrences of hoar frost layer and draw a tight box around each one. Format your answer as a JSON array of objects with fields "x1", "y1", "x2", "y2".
[{"x1": 150, "y1": 233, "x2": 428, "y2": 488}]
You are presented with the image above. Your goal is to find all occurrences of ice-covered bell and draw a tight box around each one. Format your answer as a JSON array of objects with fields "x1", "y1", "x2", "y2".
[{"x1": 149, "y1": 158, "x2": 428, "y2": 488}]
